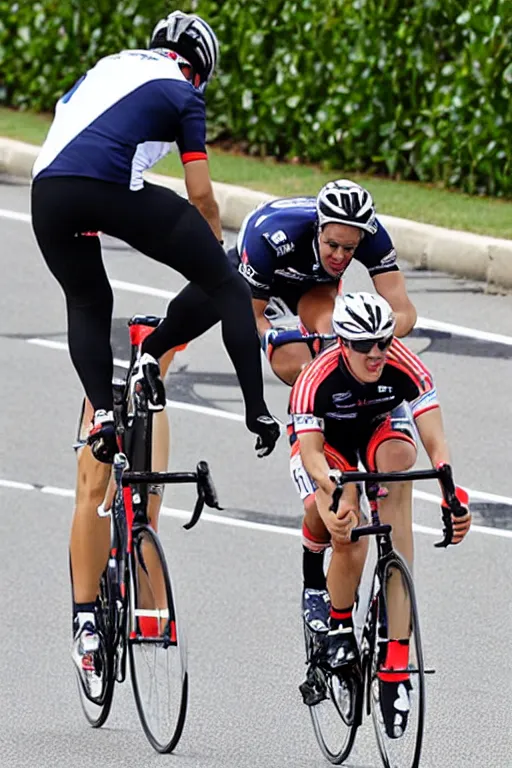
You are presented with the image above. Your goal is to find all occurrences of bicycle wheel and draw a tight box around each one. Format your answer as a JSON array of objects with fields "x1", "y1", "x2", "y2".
[
  {"x1": 128, "y1": 524, "x2": 188, "y2": 753},
  {"x1": 368, "y1": 553, "x2": 425, "y2": 768},
  {"x1": 302, "y1": 623, "x2": 361, "y2": 764},
  {"x1": 76, "y1": 572, "x2": 116, "y2": 728}
]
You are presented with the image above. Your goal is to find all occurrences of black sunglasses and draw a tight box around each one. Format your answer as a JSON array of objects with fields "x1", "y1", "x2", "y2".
[{"x1": 347, "y1": 336, "x2": 393, "y2": 354}]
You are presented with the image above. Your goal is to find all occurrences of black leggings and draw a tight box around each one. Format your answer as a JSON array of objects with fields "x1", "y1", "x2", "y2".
[{"x1": 31, "y1": 177, "x2": 266, "y2": 424}]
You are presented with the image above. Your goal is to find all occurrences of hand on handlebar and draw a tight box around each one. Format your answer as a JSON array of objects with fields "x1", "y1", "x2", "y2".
[{"x1": 435, "y1": 464, "x2": 471, "y2": 547}]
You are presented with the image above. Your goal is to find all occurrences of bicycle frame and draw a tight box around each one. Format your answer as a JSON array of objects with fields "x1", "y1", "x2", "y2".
[{"x1": 104, "y1": 316, "x2": 221, "y2": 673}]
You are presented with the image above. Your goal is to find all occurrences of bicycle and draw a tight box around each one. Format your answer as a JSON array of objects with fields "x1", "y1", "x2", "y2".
[
  {"x1": 72, "y1": 314, "x2": 221, "y2": 753},
  {"x1": 301, "y1": 463, "x2": 466, "y2": 768}
]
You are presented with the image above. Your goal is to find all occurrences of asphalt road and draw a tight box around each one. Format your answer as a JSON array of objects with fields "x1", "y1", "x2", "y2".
[{"x1": 1, "y1": 177, "x2": 512, "y2": 768}]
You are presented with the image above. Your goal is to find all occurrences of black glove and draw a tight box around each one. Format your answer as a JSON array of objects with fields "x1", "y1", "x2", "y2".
[{"x1": 248, "y1": 413, "x2": 281, "y2": 458}]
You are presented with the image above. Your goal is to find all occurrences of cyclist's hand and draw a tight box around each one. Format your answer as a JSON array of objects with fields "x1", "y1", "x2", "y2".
[
  {"x1": 249, "y1": 414, "x2": 281, "y2": 457},
  {"x1": 437, "y1": 486, "x2": 471, "y2": 547}
]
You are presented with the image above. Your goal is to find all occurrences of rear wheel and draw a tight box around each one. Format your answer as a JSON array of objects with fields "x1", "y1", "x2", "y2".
[
  {"x1": 369, "y1": 554, "x2": 425, "y2": 768},
  {"x1": 302, "y1": 624, "x2": 361, "y2": 764},
  {"x1": 128, "y1": 525, "x2": 188, "y2": 753}
]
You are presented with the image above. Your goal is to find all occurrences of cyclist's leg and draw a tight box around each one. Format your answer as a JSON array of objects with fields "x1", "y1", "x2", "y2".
[
  {"x1": 268, "y1": 283, "x2": 337, "y2": 385},
  {"x1": 32, "y1": 180, "x2": 114, "y2": 413},
  {"x1": 363, "y1": 405, "x2": 418, "y2": 640},
  {"x1": 291, "y1": 443, "x2": 367, "y2": 610},
  {"x1": 110, "y1": 185, "x2": 268, "y2": 424}
]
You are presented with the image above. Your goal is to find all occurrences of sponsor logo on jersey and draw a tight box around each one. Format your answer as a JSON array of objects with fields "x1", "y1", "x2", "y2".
[
  {"x1": 293, "y1": 414, "x2": 324, "y2": 430},
  {"x1": 238, "y1": 263, "x2": 270, "y2": 290},
  {"x1": 276, "y1": 242, "x2": 295, "y2": 257},
  {"x1": 379, "y1": 249, "x2": 397, "y2": 266},
  {"x1": 378, "y1": 385, "x2": 393, "y2": 393},
  {"x1": 332, "y1": 392, "x2": 352, "y2": 404},
  {"x1": 271, "y1": 229, "x2": 287, "y2": 245}
]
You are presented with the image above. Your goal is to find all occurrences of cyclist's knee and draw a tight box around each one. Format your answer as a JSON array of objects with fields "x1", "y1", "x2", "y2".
[
  {"x1": 271, "y1": 345, "x2": 311, "y2": 385},
  {"x1": 375, "y1": 439, "x2": 416, "y2": 473},
  {"x1": 76, "y1": 446, "x2": 111, "y2": 505}
]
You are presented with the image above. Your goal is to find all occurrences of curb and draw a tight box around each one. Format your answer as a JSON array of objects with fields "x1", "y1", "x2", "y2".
[{"x1": 2, "y1": 137, "x2": 512, "y2": 290}]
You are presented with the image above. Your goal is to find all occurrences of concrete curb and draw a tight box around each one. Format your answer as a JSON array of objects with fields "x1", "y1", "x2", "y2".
[{"x1": 2, "y1": 137, "x2": 512, "y2": 290}]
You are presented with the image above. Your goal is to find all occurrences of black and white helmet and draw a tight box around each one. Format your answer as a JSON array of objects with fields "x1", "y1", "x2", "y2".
[
  {"x1": 333, "y1": 292, "x2": 395, "y2": 341},
  {"x1": 317, "y1": 179, "x2": 377, "y2": 235},
  {"x1": 149, "y1": 11, "x2": 219, "y2": 87}
]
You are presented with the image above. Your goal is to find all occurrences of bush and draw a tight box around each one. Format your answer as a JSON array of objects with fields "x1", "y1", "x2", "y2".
[{"x1": 1, "y1": 0, "x2": 511, "y2": 195}]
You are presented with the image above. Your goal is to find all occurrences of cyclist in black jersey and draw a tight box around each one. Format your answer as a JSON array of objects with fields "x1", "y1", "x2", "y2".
[{"x1": 289, "y1": 292, "x2": 471, "y2": 737}]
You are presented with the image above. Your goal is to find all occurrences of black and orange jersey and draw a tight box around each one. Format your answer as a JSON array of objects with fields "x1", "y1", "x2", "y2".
[{"x1": 289, "y1": 339, "x2": 438, "y2": 454}]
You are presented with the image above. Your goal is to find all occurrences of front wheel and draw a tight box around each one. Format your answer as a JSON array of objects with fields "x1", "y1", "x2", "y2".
[
  {"x1": 369, "y1": 553, "x2": 425, "y2": 768},
  {"x1": 128, "y1": 525, "x2": 188, "y2": 754},
  {"x1": 302, "y1": 624, "x2": 361, "y2": 764}
]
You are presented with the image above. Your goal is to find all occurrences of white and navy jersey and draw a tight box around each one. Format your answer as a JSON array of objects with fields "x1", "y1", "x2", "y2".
[
  {"x1": 33, "y1": 49, "x2": 207, "y2": 191},
  {"x1": 235, "y1": 197, "x2": 398, "y2": 300}
]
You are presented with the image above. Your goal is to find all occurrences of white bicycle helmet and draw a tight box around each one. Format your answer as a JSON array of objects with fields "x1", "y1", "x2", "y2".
[
  {"x1": 317, "y1": 179, "x2": 377, "y2": 235},
  {"x1": 332, "y1": 292, "x2": 395, "y2": 341},
  {"x1": 149, "y1": 11, "x2": 219, "y2": 87}
]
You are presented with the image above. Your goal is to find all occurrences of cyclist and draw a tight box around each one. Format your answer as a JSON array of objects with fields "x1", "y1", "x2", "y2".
[
  {"x1": 31, "y1": 10, "x2": 280, "y2": 700},
  {"x1": 289, "y1": 292, "x2": 471, "y2": 737},
  {"x1": 31, "y1": 9, "x2": 280, "y2": 465},
  {"x1": 147, "y1": 179, "x2": 417, "y2": 385}
]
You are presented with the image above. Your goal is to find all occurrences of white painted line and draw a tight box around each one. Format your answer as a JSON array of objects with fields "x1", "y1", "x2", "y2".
[
  {"x1": 110, "y1": 279, "x2": 176, "y2": 301},
  {"x1": 416, "y1": 316, "x2": 512, "y2": 347},
  {"x1": 1, "y1": 477, "x2": 512, "y2": 541},
  {"x1": 27, "y1": 337, "x2": 244, "y2": 423},
  {"x1": 0, "y1": 208, "x2": 30, "y2": 223},
  {"x1": 23, "y1": 337, "x2": 512, "y2": 501},
  {"x1": 0, "y1": 478, "x2": 35, "y2": 491},
  {"x1": 3, "y1": 204, "x2": 512, "y2": 345}
]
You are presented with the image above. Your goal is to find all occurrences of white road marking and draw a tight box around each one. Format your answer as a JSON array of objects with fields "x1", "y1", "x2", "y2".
[
  {"x1": 1, "y1": 476, "x2": 512, "y2": 541},
  {"x1": 26, "y1": 338, "x2": 244, "y2": 423},
  {"x1": 2, "y1": 204, "x2": 512, "y2": 346},
  {"x1": 24, "y1": 337, "x2": 512, "y2": 505}
]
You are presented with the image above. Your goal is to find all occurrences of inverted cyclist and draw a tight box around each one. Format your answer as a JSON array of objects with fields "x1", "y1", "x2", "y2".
[
  {"x1": 288, "y1": 292, "x2": 471, "y2": 738},
  {"x1": 147, "y1": 179, "x2": 417, "y2": 386},
  {"x1": 31, "y1": 9, "x2": 279, "y2": 700}
]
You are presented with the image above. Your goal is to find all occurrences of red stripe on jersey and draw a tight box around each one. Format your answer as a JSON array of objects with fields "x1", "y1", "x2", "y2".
[
  {"x1": 387, "y1": 339, "x2": 433, "y2": 392},
  {"x1": 181, "y1": 151, "x2": 208, "y2": 164},
  {"x1": 290, "y1": 346, "x2": 340, "y2": 413}
]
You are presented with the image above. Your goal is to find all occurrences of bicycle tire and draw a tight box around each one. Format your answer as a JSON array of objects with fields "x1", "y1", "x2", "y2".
[
  {"x1": 368, "y1": 553, "x2": 425, "y2": 768},
  {"x1": 303, "y1": 623, "x2": 361, "y2": 764},
  {"x1": 128, "y1": 524, "x2": 188, "y2": 754},
  {"x1": 76, "y1": 572, "x2": 116, "y2": 728}
]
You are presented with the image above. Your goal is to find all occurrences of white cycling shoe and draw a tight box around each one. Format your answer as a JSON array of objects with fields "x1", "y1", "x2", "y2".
[{"x1": 72, "y1": 617, "x2": 105, "y2": 703}]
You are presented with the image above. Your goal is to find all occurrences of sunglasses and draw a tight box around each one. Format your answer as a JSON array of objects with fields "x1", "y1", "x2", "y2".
[{"x1": 347, "y1": 336, "x2": 393, "y2": 354}]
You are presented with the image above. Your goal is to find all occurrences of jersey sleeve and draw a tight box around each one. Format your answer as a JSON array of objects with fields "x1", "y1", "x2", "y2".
[
  {"x1": 289, "y1": 347, "x2": 340, "y2": 433},
  {"x1": 354, "y1": 218, "x2": 399, "y2": 277},
  {"x1": 386, "y1": 339, "x2": 439, "y2": 417},
  {"x1": 175, "y1": 90, "x2": 208, "y2": 164},
  {"x1": 236, "y1": 210, "x2": 277, "y2": 300}
]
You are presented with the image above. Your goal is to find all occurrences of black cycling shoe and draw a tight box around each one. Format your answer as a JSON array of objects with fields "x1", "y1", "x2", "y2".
[
  {"x1": 378, "y1": 678, "x2": 412, "y2": 739},
  {"x1": 324, "y1": 627, "x2": 359, "y2": 671},
  {"x1": 87, "y1": 409, "x2": 116, "y2": 464}
]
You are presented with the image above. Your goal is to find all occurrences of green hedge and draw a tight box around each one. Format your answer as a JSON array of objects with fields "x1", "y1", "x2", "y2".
[{"x1": 1, "y1": 0, "x2": 512, "y2": 196}]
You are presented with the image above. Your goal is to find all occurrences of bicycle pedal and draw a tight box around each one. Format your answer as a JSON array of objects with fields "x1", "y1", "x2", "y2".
[{"x1": 299, "y1": 678, "x2": 327, "y2": 706}]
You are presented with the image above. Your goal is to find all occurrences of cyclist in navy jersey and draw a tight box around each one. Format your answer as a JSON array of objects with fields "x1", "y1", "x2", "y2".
[
  {"x1": 152, "y1": 180, "x2": 417, "y2": 385},
  {"x1": 31, "y1": 10, "x2": 279, "y2": 702}
]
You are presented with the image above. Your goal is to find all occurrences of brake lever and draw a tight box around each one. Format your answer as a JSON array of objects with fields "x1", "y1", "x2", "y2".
[{"x1": 182, "y1": 461, "x2": 222, "y2": 531}]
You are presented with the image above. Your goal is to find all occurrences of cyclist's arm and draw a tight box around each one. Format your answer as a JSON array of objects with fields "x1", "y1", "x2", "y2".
[
  {"x1": 372, "y1": 270, "x2": 417, "y2": 337},
  {"x1": 415, "y1": 406, "x2": 451, "y2": 468},
  {"x1": 252, "y1": 298, "x2": 271, "y2": 338},
  {"x1": 183, "y1": 159, "x2": 222, "y2": 241},
  {"x1": 297, "y1": 430, "x2": 335, "y2": 495}
]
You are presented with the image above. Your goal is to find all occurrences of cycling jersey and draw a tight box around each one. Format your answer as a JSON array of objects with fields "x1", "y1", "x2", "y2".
[
  {"x1": 33, "y1": 49, "x2": 207, "y2": 190},
  {"x1": 235, "y1": 197, "x2": 398, "y2": 301},
  {"x1": 289, "y1": 339, "x2": 438, "y2": 468}
]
